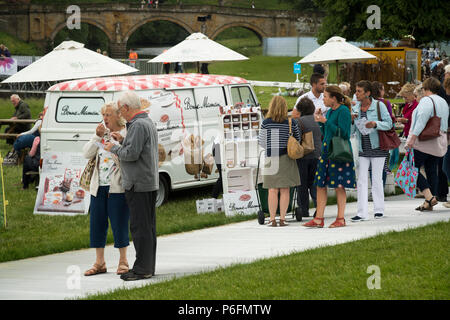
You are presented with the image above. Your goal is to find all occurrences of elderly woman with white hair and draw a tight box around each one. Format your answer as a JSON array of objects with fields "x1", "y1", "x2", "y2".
[{"x1": 82, "y1": 102, "x2": 130, "y2": 277}]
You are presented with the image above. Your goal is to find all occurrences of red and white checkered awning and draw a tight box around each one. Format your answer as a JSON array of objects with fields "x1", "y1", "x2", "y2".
[{"x1": 48, "y1": 74, "x2": 248, "y2": 92}]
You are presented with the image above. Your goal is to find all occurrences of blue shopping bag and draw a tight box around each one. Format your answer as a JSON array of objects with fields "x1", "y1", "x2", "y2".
[{"x1": 394, "y1": 149, "x2": 419, "y2": 198}]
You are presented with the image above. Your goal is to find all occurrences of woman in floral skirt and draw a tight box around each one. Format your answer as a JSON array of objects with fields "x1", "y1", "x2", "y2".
[{"x1": 303, "y1": 85, "x2": 356, "y2": 228}]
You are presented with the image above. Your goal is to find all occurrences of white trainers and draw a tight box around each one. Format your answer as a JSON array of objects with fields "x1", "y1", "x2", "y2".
[{"x1": 443, "y1": 202, "x2": 450, "y2": 208}]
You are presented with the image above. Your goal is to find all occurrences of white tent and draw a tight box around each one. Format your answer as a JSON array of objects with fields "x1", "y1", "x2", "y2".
[
  {"x1": 148, "y1": 33, "x2": 248, "y2": 63},
  {"x1": 2, "y1": 40, "x2": 138, "y2": 83},
  {"x1": 297, "y1": 36, "x2": 376, "y2": 81}
]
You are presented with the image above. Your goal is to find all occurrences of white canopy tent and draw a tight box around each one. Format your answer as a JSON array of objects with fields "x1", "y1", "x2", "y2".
[
  {"x1": 2, "y1": 40, "x2": 138, "y2": 83},
  {"x1": 297, "y1": 36, "x2": 376, "y2": 82},
  {"x1": 148, "y1": 33, "x2": 248, "y2": 70}
]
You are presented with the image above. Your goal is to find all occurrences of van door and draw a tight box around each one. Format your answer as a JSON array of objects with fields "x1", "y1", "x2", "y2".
[
  {"x1": 41, "y1": 93, "x2": 112, "y2": 154},
  {"x1": 193, "y1": 86, "x2": 227, "y2": 181},
  {"x1": 131, "y1": 89, "x2": 201, "y2": 187}
]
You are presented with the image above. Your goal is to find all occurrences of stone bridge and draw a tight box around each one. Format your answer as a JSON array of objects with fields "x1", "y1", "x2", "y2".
[{"x1": 0, "y1": 3, "x2": 322, "y2": 58}]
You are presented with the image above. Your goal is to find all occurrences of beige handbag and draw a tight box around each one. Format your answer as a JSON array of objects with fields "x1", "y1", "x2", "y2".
[
  {"x1": 298, "y1": 120, "x2": 315, "y2": 156},
  {"x1": 287, "y1": 118, "x2": 304, "y2": 160},
  {"x1": 79, "y1": 157, "x2": 96, "y2": 191}
]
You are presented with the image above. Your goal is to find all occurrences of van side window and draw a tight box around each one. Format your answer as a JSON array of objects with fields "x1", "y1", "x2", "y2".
[
  {"x1": 231, "y1": 86, "x2": 256, "y2": 107},
  {"x1": 56, "y1": 97, "x2": 104, "y2": 123}
]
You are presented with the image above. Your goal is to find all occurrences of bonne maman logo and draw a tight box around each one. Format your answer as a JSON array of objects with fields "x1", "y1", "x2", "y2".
[{"x1": 228, "y1": 193, "x2": 258, "y2": 212}]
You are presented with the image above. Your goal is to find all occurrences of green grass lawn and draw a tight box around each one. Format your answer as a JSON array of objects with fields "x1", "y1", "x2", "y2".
[{"x1": 85, "y1": 221, "x2": 450, "y2": 300}]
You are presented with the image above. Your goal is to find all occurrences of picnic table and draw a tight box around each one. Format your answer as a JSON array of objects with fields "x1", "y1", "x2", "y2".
[{"x1": 0, "y1": 119, "x2": 37, "y2": 140}]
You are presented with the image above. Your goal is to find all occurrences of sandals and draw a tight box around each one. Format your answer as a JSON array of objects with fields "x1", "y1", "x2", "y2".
[
  {"x1": 415, "y1": 196, "x2": 438, "y2": 211},
  {"x1": 329, "y1": 217, "x2": 346, "y2": 228},
  {"x1": 267, "y1": 219, "x2": 277, "y2": 227},
  {"x1": 116, "y1": 261, "x2": 129, "y2": 275},
  {"x1": 279, "y1": 219, "x2": 289, "y2": 227},
  {"x1": 303, "y1": 217, "x2": 324, "y2": 228},
  {"x1": 84, "y1": 262, "x2": 107, "y2": 276}
]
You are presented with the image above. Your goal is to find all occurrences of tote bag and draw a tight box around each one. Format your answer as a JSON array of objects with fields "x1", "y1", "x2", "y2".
[
  {"x1": 329, "y1": 128, "x2": 353, "y2": 162},
  {"x1": 394, "y1": 149, "x2": 419, "y2": 198}
]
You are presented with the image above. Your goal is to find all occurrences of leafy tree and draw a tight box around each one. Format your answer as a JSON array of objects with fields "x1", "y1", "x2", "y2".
[
  {"x1": 280, "y1": 0, "x2": 320, "y2": 11},
  {"x1": 313, "y1": 0, "x2": 450, "y2": 45}
]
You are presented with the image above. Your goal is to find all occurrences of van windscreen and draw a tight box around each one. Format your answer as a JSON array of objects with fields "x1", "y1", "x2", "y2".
[{"x1": 56, "y1": 97, "x2": 104, "y2": 123}]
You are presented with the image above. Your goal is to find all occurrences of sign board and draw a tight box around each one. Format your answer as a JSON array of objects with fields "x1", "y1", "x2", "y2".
[
  {"x1": 34, "y1": 152, "x2": 90, "y2": 216},
  {"x1": 223, "y1": 190, "x2": 259, "y2": 217},
  {"x1": 293, "y1": 63, "x2": 301, "y2": 74}
]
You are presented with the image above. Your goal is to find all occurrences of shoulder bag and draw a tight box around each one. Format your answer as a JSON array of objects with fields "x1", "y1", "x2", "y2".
[
  {"x1": 418, "y1": 97, "x2": 441, "y2": 141},
  {"x1": 329, "y1": 127, "x2": 353, "y2": 163},
  {"x1": 377, "y1": 101, "x2": 401, "y2": 150},
  {"x1": 287, "y1": 118, "x2": 304, "y2": 160},
  {"x1": 80, "y1": 157, "x2": 96, "y2": 191}
]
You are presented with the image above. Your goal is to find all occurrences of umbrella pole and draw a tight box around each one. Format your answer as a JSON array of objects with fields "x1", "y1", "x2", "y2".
[{"x1": 336, "y1": 60, "x2": 340, "y2": 83}]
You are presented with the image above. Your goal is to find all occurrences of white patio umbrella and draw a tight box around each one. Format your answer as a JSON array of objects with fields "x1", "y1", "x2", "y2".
[
  {"x1": 297, "y1": 36, "x2": 376, "y2": 82},
  {"x1": 2, "y1": 40, "x2": 138, "y2": 83},
  {"x1": 148, "y1": 32, "x2": 248, "y2": 65}
]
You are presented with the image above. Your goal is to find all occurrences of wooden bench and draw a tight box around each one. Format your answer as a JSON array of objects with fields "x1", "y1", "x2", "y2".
[{"x1": 0, "y1": 133, "x2": 19, "y2": 140}]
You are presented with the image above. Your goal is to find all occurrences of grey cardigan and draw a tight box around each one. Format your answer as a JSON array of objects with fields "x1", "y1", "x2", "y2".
[{"x1": 110, "y1": 112, "x2": 159, "y2": 192}]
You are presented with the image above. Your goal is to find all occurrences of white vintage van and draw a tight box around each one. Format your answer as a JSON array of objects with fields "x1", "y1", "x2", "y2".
[{"x1": 41, "y1": 73, "x2": 260, "y2": 206}]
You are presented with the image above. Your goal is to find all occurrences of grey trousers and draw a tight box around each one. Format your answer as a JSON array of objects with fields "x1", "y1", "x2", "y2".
[{"x1": 125, "y1": 190, "x2": 157, "y2": 275}]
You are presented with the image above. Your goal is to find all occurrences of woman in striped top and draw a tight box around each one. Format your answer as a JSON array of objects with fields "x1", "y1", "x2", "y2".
[
  {"x1": 258, "y1": 96, "x2": 301, "y2": 227},
  {"x1": 351, "y1": 80, "x2": 392, "y2": 222}
]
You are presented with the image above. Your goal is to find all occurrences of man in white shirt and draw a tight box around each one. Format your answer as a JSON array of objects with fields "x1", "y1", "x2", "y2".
[{"x1": 295, "y1": 73, "x2": 328, "y2": 116}]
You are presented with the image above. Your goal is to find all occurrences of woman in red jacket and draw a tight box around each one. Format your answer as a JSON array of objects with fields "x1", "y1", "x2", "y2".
[{"x1": 397, "y1": 84, "x2": 419, "y2": 138}]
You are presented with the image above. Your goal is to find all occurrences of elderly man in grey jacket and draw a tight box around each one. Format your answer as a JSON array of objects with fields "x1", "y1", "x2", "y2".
[{"x1": 105, "y1": 91, "x2": 159, "y2": 281}]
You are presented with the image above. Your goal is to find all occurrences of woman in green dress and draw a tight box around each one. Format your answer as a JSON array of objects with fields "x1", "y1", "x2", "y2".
[{"x1": 303, "y1": 85, "x2": 356, "y2": 228}]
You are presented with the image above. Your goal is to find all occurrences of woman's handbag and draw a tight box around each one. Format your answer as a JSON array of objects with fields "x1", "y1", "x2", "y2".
[
  {"x1": 329, "y1": 127, "x2": 353, "y2": 162},
  {"x1": 377, "y1": 102, "x2": 401, "y2": 150},
  {"x1": 287, "y1": 118, "x2": 304, "y2": 159},
  {"x1": 419, "y1": 97, "x2": 441, "y2": 141},
  {"x1": 394, "y1": 149, "x2": 419, "y2": 198},
  {"x1": 80, "y1": 157, "x2": 96, "y2": 191},
  {"x1": 298, "y1": 120, "x2": 315, "y2": 156}
]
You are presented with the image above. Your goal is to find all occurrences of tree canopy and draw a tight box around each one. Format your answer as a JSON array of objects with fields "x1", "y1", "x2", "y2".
[{"x1": 283, "y1": 0, "x2": 449, "y2": 45}]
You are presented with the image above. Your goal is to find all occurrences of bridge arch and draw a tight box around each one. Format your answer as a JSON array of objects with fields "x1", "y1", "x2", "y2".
[
  {"x1": 49, "y1": 19, "x2": 113, "y2": 44},
  {"x1": 124, "y1": 16, "x2": 194, "y2": 44},
  {"x1": 210, "y1": 23, "x2": 267, "y2": 42}
]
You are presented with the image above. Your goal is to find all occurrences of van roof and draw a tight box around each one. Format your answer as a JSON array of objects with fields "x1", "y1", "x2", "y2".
[{"x1": 48, "y1": 73, "x2": 248, "y2": 92}]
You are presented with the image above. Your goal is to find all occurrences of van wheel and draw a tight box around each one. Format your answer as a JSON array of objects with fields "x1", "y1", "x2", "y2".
[{"x1": 156, "y1": 174, "x2": 169, "y2": 207}]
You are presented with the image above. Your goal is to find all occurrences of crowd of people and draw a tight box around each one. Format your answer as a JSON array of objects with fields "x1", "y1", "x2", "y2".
[
  {"x1": 421, "y1": 46, "x2": 448, "y2": 82},
  {"x1": 258, "y1": 65, "x2": 450, "y2": 227}
]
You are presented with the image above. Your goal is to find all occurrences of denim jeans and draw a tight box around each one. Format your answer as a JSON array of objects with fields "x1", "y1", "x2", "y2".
[
  {"x1": 13, "y1": 134, "x2": 36, "y2": 152},
  {"x1": 89, "y1": 186, "x2": 130, "y2": 248}
]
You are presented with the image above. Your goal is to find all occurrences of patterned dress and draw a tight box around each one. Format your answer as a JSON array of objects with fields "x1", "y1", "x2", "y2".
[{"x1": 314, "y1": 142, "x2": 356, "y2": 189}]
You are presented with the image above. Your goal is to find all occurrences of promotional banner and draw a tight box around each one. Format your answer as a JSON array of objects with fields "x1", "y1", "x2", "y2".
[
  {"x1": 34, "y1": 152, "x2": 90, "y2": 216},
  {"x1": 0, "y1": 57, "x2": 17, "y2": 76}
]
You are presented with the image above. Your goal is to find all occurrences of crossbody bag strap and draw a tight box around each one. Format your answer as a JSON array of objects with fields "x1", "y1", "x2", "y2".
[{"x1": 288, "y1": 117, "x2": 292, "y2": 135}]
